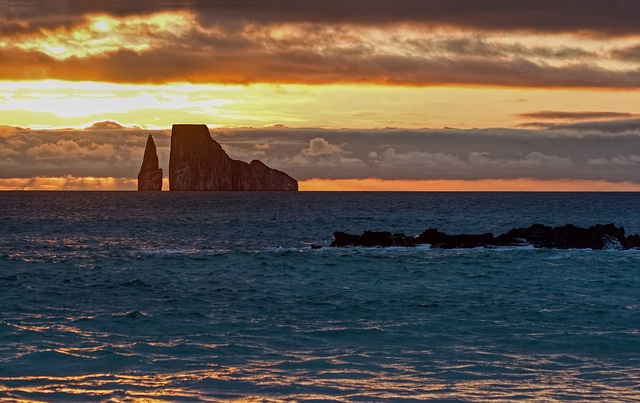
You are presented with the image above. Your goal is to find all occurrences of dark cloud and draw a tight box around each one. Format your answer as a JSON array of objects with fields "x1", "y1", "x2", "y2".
[
  {"x1": 85, "y1": 121, "x2": 127, "y2": 130},
  {"x1": 3, "y1": 0, "x2": 640, "y2": 36},
  {"x1": 533, "y1": 118, "x2": 640, "y2": 133},
  {"x1": 425, "y1": 37, "x2": 596, "y2": 61},
  {"x1": 0, "y1": 12, "x2": 84, "y2": 35},
  {"x1": 610, "y1": 45, "x2": 640, "y2": 62},
  {"x1": 0, "y1": 124, "x2": 170, "y2": 178},
  {"x1": 2, "y1": 44, "x2": 639, "y2": 89},
  {"x1": 217, "y1": 126, "x2": 640, "y2": 182},
  {"x1": 1, "y1": 3, "x2": 637, "y2": 88},
  {"x1": 516, "y1": 111, "x2": 635, "y2": 120}
]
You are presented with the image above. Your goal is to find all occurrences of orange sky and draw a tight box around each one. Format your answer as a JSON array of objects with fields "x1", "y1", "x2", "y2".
[{"x1": 2, "y1": 1, "x2": 640, "y2": 190}]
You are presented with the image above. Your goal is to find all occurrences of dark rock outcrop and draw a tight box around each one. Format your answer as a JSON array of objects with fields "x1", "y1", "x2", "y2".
[
  {"x1": 331, "y1": 223, "x2": 640, "y2": 250},
  {"x1": 332, "y1": 231, "x2": 416, "y2": 248},
  {"x1": 416, "y1": 228, "x2": 497, "y2": 249},
  {"x1": 169, "y1": 124, "x2": 298, "y2": 191},
  {"x1": 137, "y1": 135, "x2": 163, "y2": 191},
  {"x1": 499, "y1": 223, "x2": 627, "y2": 249}
]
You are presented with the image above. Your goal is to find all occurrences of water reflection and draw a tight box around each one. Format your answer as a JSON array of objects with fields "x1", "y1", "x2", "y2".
[{"x1": 1, "y1": 359, "x2": 637, "y2": 401}]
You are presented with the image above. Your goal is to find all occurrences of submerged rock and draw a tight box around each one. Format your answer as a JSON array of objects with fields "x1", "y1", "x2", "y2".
[
  {"x1": 331, "y1": 223, "x2": 640, "y2": 250},
  {"x1": 499, "y1": 223, "x2": 627, "y2": 249},
  {"x1": 169, "y1": 124, "x2": 298, "y2": 191},
  {"x1": 137, "y1": 135, "x2": 163, "y2": 191},
  {"x1": 332, "y1": 231, "x2": 416, "y2": 248},
  {"x1": 416, "y1": 228, "x2": 497, "y2": 249}
]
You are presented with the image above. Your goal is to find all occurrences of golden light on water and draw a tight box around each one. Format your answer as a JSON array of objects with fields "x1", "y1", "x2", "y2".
[{"x1": 0, "y1": 361, "x2": 635, "y2": 401}]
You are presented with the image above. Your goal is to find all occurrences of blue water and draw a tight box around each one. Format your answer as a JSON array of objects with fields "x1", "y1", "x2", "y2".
[{"x1": 1, "y1": 192, "x2": 640, "y2": 401}]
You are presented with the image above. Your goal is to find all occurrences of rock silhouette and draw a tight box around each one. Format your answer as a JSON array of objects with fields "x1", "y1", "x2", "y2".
[
  {"x1": 168, "y1": 124, "x2": 298, "y2": 191},
  {"x1": 331, "y1": 223, "x2": 640, "y2": 249},
  {"x1": 137, "y1": 135, "x2": 163, "y2": 191}
]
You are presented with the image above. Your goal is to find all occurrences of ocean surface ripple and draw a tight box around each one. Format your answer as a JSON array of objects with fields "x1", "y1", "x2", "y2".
[{"x1": 1, "y1": 192, "x2": 640, "y2": 402}]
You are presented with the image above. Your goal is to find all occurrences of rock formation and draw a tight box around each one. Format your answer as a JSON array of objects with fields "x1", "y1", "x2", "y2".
[
  {"x1": 331, "y1": 223, "x2": 640, "y2": 249},
  {"x1": 137, "y1": 135, "x2": 163, "y2": 191},
  {"x1": 169, "y1": 124, "x2": 298, "y2": 191}
]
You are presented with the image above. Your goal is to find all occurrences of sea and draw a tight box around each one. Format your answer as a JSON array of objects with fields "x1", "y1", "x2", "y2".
[{"x1": 1, "y1": 191, "x2": 639, "y2": 402}]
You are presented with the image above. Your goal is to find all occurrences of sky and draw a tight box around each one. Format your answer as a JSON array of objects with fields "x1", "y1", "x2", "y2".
[{"x1": 2, "y1": 0, "x2": 640, "y2": 190}]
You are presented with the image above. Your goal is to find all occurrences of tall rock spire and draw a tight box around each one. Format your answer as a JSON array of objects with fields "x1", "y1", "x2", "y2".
[{"x1": 137, "y1": 135, "x2": 163, "y2": 191}]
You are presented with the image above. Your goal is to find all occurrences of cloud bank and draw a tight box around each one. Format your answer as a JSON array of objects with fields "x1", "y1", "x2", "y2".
[
  {"x1": 3, "y1": 121, "x2": 640, "y2": 186},
  {"x1": 5, "y1": 1, "x2": 640, "y2": 36},
  {"x1": 2, "y1": 2, "x2": 640, "y2": 88}
]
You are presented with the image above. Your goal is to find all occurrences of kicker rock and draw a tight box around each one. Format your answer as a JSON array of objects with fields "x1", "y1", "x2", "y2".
[
  {"x1": 137, "y1": 135, "x2": 163, "y2": 191},
  {"x1": 169, "y1": 124, "x2": 298, "y2": 191}
]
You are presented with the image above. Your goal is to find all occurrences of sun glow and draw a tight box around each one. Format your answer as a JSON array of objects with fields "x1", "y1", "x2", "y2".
[
  {"x1": 92, "y1": 18, "x2": 111, "y2": 33},
  {"x1": 4, "y1": 80, "x2": 640, "y2": 131},
  {"x1": 9, "y1": 12, "x2": 195, "y2": 59},
  {"x1": 0, "y1": 80, "x2": 244, "y2": 129}
]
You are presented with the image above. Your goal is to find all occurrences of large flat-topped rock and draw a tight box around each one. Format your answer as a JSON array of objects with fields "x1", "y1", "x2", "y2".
[{"x1": 168, "y1": 124, "x2": 298, "y2": 191}]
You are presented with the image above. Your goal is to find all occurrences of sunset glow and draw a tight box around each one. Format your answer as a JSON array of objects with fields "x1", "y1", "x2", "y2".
[
  {"x1": 2, "y1": 1, "x2": 640, "y2": 190},
  {"x1": 4, "y1": 80, "x2": 640, "y2": 130},
  {"x1": 10, "y1": 12, "x2": 194, "y2": 60},
  {"x1": 299, "y1": 179, "x2": 640, "y2": 192}
]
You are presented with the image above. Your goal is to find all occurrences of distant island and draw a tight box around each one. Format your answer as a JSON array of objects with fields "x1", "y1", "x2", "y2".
[{"x1": 138, "y1": 124, "x2": 298, "y2": 191}]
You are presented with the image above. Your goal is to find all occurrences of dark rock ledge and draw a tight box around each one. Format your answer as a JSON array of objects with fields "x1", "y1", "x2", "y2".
[{"x1": 331, "y1": 223, "x2": 640, "y2": 250}]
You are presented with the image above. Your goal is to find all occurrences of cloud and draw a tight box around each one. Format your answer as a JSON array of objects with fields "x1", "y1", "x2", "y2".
[
  {"x1": 0, "y1": 125, "x2": 20, "y2": 138},
  {"x1": 534, "y1": 119, "x2": 640, "y2": 133},
  {"x1": 468, "y1": 151, "x2": 574, "y2": 169},
  {"x1": 610, "y1": 45, "x2": 640, "y2": 61},
  {"x1": 26, "y1": 139, "x2": 118, "y2": 161},
  {"x1": 212, "y1": 126, "x2": 640, "y2": 182},
  {"x1": 516, "y1": 111, "x2": 635, "y2": 121},
  {"x1": 4, "y1": 1, "x2": 640, "y2": 36},
  {"x1": 85, "y1": 120, "x2": 126, "y2": 130},
  {"x1": 302, "y1": 138, "x2": 345, "y2": 156},
  {"x1": 6, "y1": 11, "x2": 195, "y2": 60},
  {"x1": 275, "y1": 137, "x2": 364, "y2": 175},
  {"x1": 588, "y1": 155, "x2": 640, "y2": 166},
  {"x1": 2, "y1": 8, "x2": 640, "y2": 88},
  {"x1": 3, "y1": 124, "x2": 640, "y2": 184},
  {"x1": 377, "y1": 148, "x2": 466, "y2": 169},
  {"x1": 0, "y1": 123, "x2": 170, "y2": 178},
  {"x1": 3, "y1": 41, "x2": 640, "y2": 89}
]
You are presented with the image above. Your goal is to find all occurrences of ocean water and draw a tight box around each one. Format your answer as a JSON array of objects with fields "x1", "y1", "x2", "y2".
[{"x1": 1, "y1": 191, "x2": 640, "y2": 402}]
